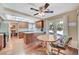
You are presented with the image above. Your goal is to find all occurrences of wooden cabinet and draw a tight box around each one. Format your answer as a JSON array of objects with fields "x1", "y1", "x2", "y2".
[
  {"x1": 0, "y1": 34, "x2": 4, "y2": 50},
  {"x1": 18, "y1": 22, "x2": 28, "y2": 28},
  {"x1": 19, "y1": 32, "x2": 24, "y2": 38},
  {"x1": 36, "y1": 20, "x2": 44, "y2": 31},
  {"x1": 36, "y1": 20, "x2": 44, "y2": 28},
  {"x1": 24, "y1": 33, "x2": 37, "y2": 44},
  {"x1": 0, "y1": 33, "x2": 7, "y2": 50},
  {"x1": 24, "y1": 34, "x2": 30, "y2": 44}
]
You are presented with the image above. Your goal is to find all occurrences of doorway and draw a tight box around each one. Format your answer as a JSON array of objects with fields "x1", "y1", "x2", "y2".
[{"x1": 8, "y1": 21, "x2": 19, "y2": 39}]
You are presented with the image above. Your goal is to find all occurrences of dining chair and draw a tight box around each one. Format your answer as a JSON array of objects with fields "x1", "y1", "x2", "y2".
[{"x1": 50, "y1": 37, "x2": 72, "y2": 55}]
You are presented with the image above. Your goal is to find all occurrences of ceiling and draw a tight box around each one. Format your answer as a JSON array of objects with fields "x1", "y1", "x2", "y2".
[{"x1": 1, "y1": 3, "x2": 79, "y2": 19}]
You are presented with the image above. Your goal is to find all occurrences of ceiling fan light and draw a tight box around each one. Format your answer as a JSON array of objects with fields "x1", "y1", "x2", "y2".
[{"x1": 39, "y1": 12, "x2": 45, "y2": 16}]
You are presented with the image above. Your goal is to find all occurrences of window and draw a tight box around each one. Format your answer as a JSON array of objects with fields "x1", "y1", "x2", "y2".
[
  {"x1": 29, "y1": 23, "x2": 35, "y2": 31},
  {"x1": 48, "y1": 19, "x2": 64, "y2": 40}
]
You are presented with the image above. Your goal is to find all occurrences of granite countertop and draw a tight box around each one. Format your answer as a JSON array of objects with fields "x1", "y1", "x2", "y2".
[
  {"x1": 22, "y1": 31, "x2": 44, "y2": 34},
  {"x1": 18, "y1": 29, "x2": 45, "y2": 33}
]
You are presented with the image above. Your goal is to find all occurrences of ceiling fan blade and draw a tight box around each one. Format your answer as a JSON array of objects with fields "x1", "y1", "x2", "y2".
[
  {"x1": 44, "y1": 3, "x2": 49, "y2": 9},
  {"x1": 34, "y1": 13, "x2": 39, "y2": 16},
  {"x1": 45, "y1": 11, "x2": 53, "y2": 13},
  {"x1": 30, "y1": 8, "x2": 39, "y2": 11}
]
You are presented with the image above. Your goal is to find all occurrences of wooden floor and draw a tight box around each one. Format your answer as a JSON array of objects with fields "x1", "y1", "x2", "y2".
[
  {"x1": 0, "y1": 36, "x2": 78, "y2": 55},
  {"x1": 25, "y1": 40, "x2": 78, "y2": 55}
]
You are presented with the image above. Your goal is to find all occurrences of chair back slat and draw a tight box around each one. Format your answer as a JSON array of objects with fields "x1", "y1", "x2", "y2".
[{"x1": 64, "y1": 37, "x2": 72, "y2": 46}]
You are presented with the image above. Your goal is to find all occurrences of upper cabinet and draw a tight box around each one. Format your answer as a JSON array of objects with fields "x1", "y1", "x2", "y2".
[
  {"x1": 36, "y1": 20, "x2": 44, "y2": 29},
  {"x1": 18, "y1": 22, "x2": 28, "y2": 28}
]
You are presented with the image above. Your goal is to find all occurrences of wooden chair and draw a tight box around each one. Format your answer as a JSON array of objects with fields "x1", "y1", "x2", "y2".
[{"x1": 50, "y1": 37, "x2": 72, "y2": 55}]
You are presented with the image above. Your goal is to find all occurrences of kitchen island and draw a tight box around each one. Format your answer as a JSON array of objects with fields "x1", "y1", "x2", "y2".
[{"x1": 18, "y1": 29, "x2": 45, "y2": 44}]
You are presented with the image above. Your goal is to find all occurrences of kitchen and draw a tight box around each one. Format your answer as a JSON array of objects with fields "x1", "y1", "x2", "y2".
[{"x1": 0, "y1": 3, "x2": 78, "y2": 55}]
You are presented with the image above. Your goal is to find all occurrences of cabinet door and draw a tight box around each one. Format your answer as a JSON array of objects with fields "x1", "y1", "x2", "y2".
[
  {"x1": 36, "y1": 20, "x2": 44, "y2": 29},
  {"x1": 19, "y1": 32, "x2": 24, "y2": 38},
  {"x1": 0, "y1": 34, "x2": 4, "y2": 50},
  {"x1": 18, "y1": 22, "x2": 28, "y2": 28}
]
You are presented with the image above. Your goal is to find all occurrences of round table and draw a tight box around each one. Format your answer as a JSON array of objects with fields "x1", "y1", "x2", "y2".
[
  {"x1": 37, "y1": 34, "x2": 56, "y2": 42},
  {"x1": 37, "y1": 34, "x2": 56, "y2": 54}
]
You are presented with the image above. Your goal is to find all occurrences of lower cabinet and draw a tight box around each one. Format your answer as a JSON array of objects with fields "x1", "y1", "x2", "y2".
[
  {"x1": 0, "y1": 33, "x2": 7, "y2": 50},
  {"x1": 24, "y1": 33, "x2": 37, "y2": 44},
  {"x1": 19, "y1": 32, "x2": 24, "y2": 38},
  {"x1": 0, "y1": 33, "x2": 4, "y2": 50}
]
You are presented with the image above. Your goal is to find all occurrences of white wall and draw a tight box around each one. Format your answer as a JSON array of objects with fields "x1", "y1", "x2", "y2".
[{"x1": 68, "y1": 11, "x2": 78, "y2": 49}]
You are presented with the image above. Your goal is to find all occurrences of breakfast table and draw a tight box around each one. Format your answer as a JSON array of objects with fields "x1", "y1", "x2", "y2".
[
  {"x1": 37, "y1": 34, "x2": 56, "y2": 42},
  {"x1": 37, "y1": 34, "x2": 56, "y2": 54}
]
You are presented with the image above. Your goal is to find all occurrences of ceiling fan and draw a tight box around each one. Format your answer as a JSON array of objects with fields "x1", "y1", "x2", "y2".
[{"x1": 30, "y1": 3, "x2": 53, "y2": 16}]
